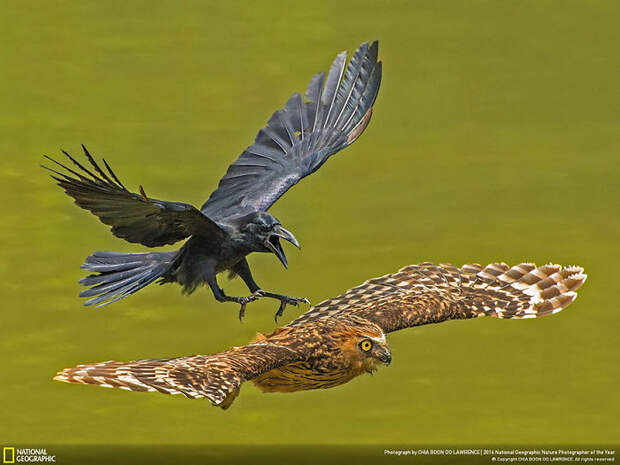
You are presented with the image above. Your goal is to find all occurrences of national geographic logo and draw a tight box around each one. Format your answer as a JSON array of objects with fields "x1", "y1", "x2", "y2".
[
  {"x1": 2, "y1": 449, "x2": 14, "y2": 464},
  {"x1": 2, "y1": 448, "x2": 55, "y2": 463}
]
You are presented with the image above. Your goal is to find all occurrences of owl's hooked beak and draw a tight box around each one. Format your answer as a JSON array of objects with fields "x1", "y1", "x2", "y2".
[{"x1": 376, "y1": 347, "x2": 392, "y2": 366}]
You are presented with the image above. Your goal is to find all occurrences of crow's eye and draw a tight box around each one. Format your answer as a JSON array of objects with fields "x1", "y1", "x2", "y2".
[{"x1": 359, "y1": 339, "x2": 373, "y2": 352}]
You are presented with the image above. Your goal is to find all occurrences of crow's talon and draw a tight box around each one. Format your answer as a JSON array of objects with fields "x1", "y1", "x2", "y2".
[
  {"x1": 238, "y1": 302, "x2": 247, "y2": 321},
  {"x1": 235, "y1": 293, "x2": 262, "y2": 321},
  {"x1": 274, "y1": 301, "x2": 287, "y2": 323},
  {"x1": 284, "y1": 296, "x2": 308, "y2": 306},
  {"x1": 272, "y1": 296, "x2": 309, "y2": 322}
]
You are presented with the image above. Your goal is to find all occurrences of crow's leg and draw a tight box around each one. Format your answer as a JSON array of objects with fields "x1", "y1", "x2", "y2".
[
  {"x1": 231, "y1": 259, "x2": 261, "y2": 293},
  {"x1": 233, "y1": 260, "x2": 310, "y2": 322},
  {"x1": 206, "y1": 273, "x2": 261, "y2": 321}
]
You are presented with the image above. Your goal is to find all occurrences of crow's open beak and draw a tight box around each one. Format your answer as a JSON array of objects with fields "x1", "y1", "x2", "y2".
[
  {"x1": 274, "y1": 225, "x2": 300, "y2": 249},
  {"x1": 265, "y1": 225, "x2": 300, "y2": 269}
]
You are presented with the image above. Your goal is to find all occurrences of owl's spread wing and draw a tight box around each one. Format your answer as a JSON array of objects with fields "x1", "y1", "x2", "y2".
[
  {"x1": 53, "y1": 339, "x2": 304, "y2": 408},
  {"x1": 201, "y1": 41, "x2": 382, "y2": 221},
  {"x1": 289, "y1": 262, "x2": 587, "y2": 333},
  {"x1": 43, "y1": 146, "x2": 225, "y2": 247}
]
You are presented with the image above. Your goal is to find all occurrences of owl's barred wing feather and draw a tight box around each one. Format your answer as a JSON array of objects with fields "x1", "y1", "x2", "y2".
[
  {"x1": 53, "y1": 342, "x2": 302, "y2": 409},
  {"x1": 201, "y1": 41, "x2": 382, "y2": 220},
  {"x1": 290, "y1": 262, "x2": 587, "y2": 333},
  {"x1": 454, "y1": 262, "x2": 586, "y2": 319}
]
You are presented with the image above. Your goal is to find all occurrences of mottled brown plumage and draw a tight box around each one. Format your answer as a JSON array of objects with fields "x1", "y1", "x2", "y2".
[{"x1": 54, "y1": 261, "x2": 586, "y2": 409}]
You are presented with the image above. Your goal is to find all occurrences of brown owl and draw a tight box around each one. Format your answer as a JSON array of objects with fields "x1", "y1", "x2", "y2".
[{"x1": 54, "y1": 261, "x2": 586, "y2": 409}]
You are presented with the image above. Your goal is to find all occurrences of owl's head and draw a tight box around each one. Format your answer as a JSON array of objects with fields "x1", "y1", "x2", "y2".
[{"x1": 339, "y1": 323, "x2": 391, "y2": 374}]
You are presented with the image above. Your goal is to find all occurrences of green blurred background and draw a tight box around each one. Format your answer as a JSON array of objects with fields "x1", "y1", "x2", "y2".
[{"x1": 1, "y1": 0, "x2": 618, "y2": 453}]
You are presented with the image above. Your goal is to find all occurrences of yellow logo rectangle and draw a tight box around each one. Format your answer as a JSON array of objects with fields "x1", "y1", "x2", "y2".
[{"x1": 2, "y1": 447, "x2": 15, "y2": 464}]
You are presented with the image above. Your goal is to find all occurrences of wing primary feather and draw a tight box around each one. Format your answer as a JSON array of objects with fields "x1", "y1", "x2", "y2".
[
  {"x1": 81, "y1": 145, "x2": 117, "y2": 187},
  {"x1": 331, "y1": 42, "x2": 370, "y2": 129},
  {"x1": 321, "y1": 51, "x2": 347, "y2": 129},
  {"x1": 305, "y1": 72, "x2": 325, "y2": 132},
  {"x1": 102, "y1": 158, "x2": 127, "y2": 190},
  {"x1": 340, "y1": 41, "x2": 380, "y2": 132},
  {"x1": 43, "y1": 154, "x2": 94, "y2": 184},
  {"x1": 41, "y1": 164, "x2": 81, "y2": 183},
  {"x1": 60, "y1": 149, "x2": 101, "y2": 183},
  {"x1": 344, "y1": 61, "x2": 381, "y2": 135},
  {"x1": 305, "y1": 72, "x2": 324, "y2": 102}
]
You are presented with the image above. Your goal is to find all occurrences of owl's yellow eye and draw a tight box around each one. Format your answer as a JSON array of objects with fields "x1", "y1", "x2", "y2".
[{"x1": 359, "y1": 339, "x2": 373, "y2": 352}]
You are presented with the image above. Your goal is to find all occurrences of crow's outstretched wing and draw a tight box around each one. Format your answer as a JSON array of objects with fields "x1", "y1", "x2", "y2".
[
  {"x1": 289, "y1": 262, "x2": 587, "y2": 333},
  {"x1": 202, "y1": 41, "x2": 382, "y2": 221},
  {"x1": 43, "y1": 146, "x2": 225, "y2": 247}
]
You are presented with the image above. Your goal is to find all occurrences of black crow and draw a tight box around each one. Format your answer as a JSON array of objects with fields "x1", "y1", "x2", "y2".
[{"x1": 43, "y1": 41, "x2": 382, "y2": 320}]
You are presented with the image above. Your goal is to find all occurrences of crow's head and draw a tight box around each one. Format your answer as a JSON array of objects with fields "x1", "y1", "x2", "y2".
[{"x1": 241, "y1": 212, "x2": 300, "y2": 268}]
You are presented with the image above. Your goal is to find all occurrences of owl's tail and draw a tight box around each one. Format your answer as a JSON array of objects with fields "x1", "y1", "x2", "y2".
[
  {"x1": 79, "y1": 250, "x2": 178, "y2": 307},
  {"x1": 457, "y1": 262, "x2": 587, "y2": 319}
]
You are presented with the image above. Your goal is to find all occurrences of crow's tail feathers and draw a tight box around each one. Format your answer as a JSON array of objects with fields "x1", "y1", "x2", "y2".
[{"x1": 79, "y1": 250, "x2": 178, "y2": 307}]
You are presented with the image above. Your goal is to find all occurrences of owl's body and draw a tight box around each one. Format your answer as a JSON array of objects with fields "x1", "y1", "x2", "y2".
[
  {"x1": 251, "y1": 318, "x2": 386, "y2": 393},
  {"x1": 54, "y1": 261, "x2": 587, "y2": 409}
]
